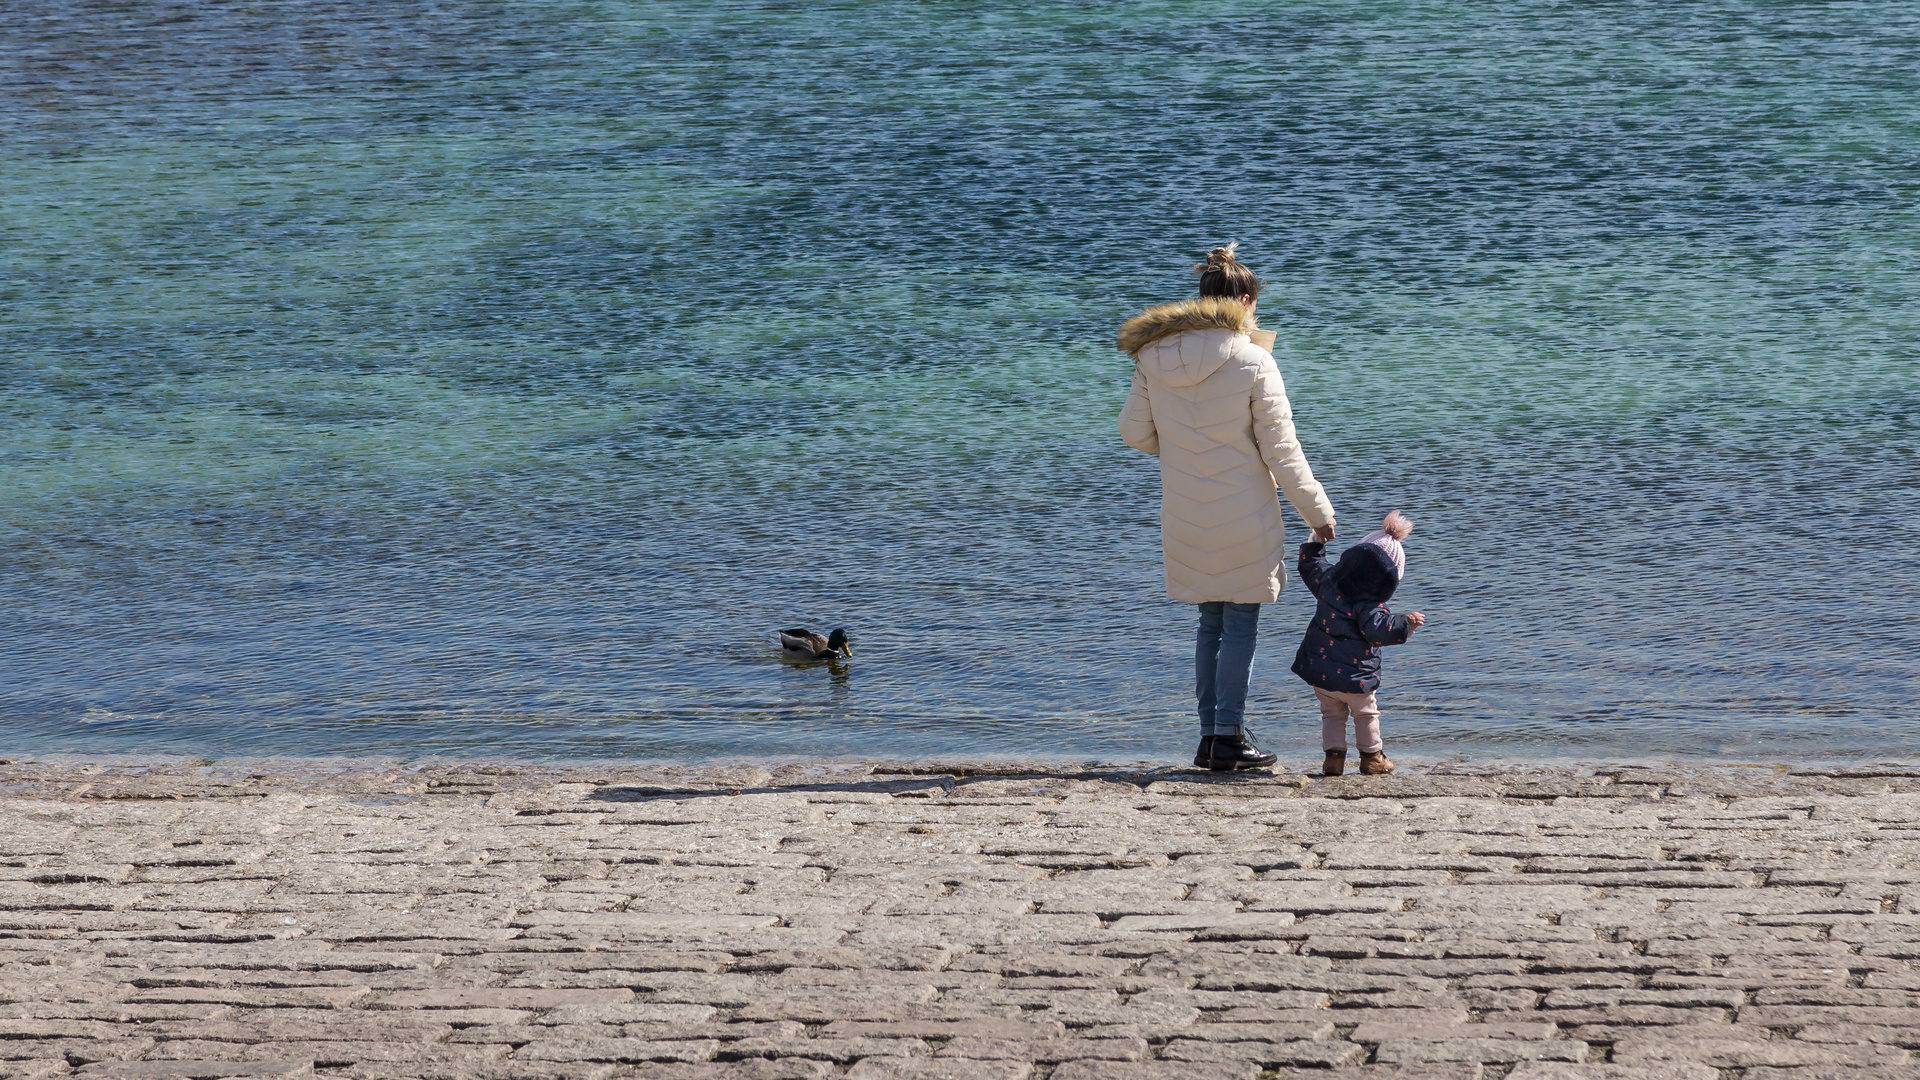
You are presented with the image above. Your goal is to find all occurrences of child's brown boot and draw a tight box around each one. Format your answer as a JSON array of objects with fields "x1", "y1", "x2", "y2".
[
  {"x1": 1322, "y1": 749, "x2": 1346, "y2": 777},
  {"x1": 1358, "y1": 750, "x2": 1395, "y2": 775}
]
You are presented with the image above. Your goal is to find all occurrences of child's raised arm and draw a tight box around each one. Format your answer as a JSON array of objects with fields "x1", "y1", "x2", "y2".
[{"x1": 1296, "y1": 541, "x2": 1334, "y2": 599}]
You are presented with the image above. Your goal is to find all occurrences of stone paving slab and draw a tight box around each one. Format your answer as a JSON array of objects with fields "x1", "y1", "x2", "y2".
[{"x1": 2, "y1": 758, "x2": 1919, "y2": 1078}]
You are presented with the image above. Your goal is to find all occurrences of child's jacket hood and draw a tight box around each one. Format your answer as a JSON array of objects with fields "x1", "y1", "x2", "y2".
[
  {"x1": 1119, "y1": 297, "x2": 1257, "y2": 388},
  {"x1": 1331, "y1": 543, "x2": 1400, "y2": 604}
]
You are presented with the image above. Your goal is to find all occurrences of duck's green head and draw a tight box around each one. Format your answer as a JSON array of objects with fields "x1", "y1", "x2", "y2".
[{"x1": 827, "y1": 628, "x2": 851, "y2": 655}]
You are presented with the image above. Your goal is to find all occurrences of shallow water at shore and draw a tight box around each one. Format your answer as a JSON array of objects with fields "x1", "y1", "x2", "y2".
[{"x1": 4, "y1": 2, "x2": 1917, "y2": 763}]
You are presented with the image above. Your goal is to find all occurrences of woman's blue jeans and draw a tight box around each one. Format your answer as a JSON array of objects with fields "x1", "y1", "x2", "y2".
[{"x1": 1196, "y1": 601, "x2": 1260, "y2": 736}]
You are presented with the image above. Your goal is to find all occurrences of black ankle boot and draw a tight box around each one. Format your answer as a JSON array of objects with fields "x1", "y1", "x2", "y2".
[
  {"x1": 1192, "y1": 735, "x2": 1215, "y2": 768},
  {"x1": 1209, "y1": 727, "x2": 1278, "y2": 772}
]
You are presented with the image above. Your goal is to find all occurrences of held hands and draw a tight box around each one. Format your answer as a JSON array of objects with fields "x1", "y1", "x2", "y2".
[
  {"x1": 1312, "y1": 520, "x2": 1337, "y2": 543},
  {"x1": 1407, "y1": 612, "x2": 1427, "y2": 630}
]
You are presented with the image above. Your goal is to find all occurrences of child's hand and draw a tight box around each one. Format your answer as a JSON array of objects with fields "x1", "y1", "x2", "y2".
[{"x1": 1407, "y1": 612, "x2": 1427, "y2": 629}]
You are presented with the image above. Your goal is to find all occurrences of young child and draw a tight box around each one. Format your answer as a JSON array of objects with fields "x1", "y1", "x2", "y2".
[{"x1": 1292, "y1": 511, "x2": 1427, "y2": 776}]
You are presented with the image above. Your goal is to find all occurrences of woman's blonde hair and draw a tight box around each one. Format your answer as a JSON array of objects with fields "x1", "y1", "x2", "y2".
[{"x1": 1194, "y1": 242, "x2": 1261, "y2": 300}]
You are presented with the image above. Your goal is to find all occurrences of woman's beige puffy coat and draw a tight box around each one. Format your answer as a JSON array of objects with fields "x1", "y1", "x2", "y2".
[{"x1": 1117, "y1": 297, "x2": 1335, "y2": 604}]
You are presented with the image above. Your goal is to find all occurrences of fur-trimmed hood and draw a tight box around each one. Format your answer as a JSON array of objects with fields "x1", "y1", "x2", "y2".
[{"x1": 1117, "y1": 297, "x2": 1256, "y2": 355}]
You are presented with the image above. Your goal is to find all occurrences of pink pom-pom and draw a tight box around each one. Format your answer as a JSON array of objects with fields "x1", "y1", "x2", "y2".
[{"x1": 1381, "y1": 510, "x2": 1414, "y2": 541}]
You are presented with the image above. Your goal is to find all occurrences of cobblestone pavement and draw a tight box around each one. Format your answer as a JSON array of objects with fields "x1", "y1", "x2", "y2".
[{"x1": 3, "y1": 758, "x2": 1919, "y2": 1080}]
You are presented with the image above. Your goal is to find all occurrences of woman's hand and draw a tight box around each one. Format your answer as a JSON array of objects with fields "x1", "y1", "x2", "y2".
[{"x1": 1312, "y1": 521, "x2": 1336, "y2": 543}]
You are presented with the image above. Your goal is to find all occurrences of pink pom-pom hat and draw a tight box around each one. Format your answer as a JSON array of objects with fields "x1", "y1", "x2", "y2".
[{"x1": 1358, "y1": 510, "x2": 1413, "y2": 579}]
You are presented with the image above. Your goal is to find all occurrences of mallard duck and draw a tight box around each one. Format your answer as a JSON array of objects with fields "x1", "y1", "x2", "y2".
[{"x1": 778, "y1": 628, "x2": 851, "y2": 661}]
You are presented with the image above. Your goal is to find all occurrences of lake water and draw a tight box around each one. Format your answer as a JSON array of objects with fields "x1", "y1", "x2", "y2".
[{"x1": 5, "y1": 1, "x2": 1917, "y2": 764}]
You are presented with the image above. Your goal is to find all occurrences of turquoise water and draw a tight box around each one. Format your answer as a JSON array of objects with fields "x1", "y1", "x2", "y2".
[{"x1": 4, "y1": 2, "x2": 1917, "y2": 763}]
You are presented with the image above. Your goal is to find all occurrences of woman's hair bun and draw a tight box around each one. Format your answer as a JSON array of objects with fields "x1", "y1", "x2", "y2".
[
  {"x1": 1194, "y1": 242, "x2": 1240, "y2": 275},
  {"x1": 1192, "y1": 241, "x2": 1261, "y2": 300}
]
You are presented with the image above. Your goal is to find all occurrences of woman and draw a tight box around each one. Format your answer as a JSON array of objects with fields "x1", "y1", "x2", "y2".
[{"x1": 1118, "y1": 244, "x2": 1337, "y2": 772}]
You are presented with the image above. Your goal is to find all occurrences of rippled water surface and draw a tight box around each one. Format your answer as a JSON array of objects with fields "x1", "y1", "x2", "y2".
[{"x1": 5, "y1": 2, "x2": 1917, "y2": 763}]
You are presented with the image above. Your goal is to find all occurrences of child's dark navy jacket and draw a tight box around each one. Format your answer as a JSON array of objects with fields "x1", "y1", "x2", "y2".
[{"x1": 1291, "y1": 540, "x2": 1413, "y2": 694}]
